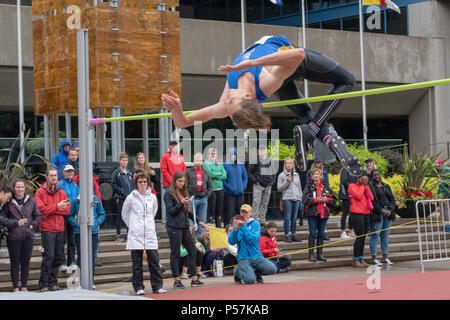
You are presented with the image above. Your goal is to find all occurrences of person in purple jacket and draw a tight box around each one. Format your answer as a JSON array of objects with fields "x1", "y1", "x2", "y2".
[{"x1": 2, "y1": 179, "x2": 42, "y2": 292}]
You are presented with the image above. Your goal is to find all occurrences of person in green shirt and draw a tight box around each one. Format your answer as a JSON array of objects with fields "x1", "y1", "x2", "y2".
[
  {"x1": 203, "y1": 148, "x2": 227, "y2": 228},
  {"x1": 180, "y1": 225, "x2": 207, "y2": 279}
]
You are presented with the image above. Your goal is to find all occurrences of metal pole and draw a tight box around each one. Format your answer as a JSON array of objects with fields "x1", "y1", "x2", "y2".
[
  {"x1": 111, "y1": 108, "x2": 118, "y2": 161},
  {"x1": 77, "y1": 29, "x2": 94, "y2": 290},
  {"x1": 240, "y1": 0, "x2": 246, "y2": 52},
  {"x1": 359, "y1": 0, "x2": 368, "y2": 149},
  {"x1": 143, "y1": 118, "x2": 149, "y2": 160},
  {"x1": 65, "y1": 112, "x2": 71, "y2": 141},
  {"x1": 44, "y1": 115, "x2": 49, "y2": 160},
  {"x1": 159, "y1": 108, "x2": 167, "y2": 223},
  {"x1": 17, "y1": 0, "x2": 25, "y2": 162},
  {"x1": 301, "y1": 0, "x2": 308, "y2": 98}
]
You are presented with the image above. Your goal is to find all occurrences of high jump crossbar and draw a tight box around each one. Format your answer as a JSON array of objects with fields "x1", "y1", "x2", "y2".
[{"x1": 89, "y1": 78, "x2": 450, "y2": 124}]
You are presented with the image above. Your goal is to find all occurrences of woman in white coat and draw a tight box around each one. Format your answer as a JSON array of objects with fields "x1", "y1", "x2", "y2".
[{"x1": 122, "y1": 171, "x2": 166, "y2": 295}]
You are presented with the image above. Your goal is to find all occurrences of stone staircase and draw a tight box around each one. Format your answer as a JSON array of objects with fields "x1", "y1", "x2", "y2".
[{"x1": 0, "y1": 217, "x2": 444, "y2": 292}]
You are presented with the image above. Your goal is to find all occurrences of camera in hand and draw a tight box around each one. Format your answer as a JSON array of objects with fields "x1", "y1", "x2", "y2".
[{"x1": 234, "y1": 215, "x2": 245, "y2": 221}]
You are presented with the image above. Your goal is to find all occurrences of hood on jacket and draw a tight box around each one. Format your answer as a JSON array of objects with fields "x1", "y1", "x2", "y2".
[
  {"x1": 226, "y1": 148, "x2": 242, "y2": 164},
  {"x1": 40, "y1": 181, "x2": 60, "y2": 195},
  {"x1": 60, "y1": 139, "x2": 71, "y2": 154}
]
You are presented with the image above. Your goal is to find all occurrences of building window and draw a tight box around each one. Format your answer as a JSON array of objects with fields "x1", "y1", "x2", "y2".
[
  {"x1": 308, "y1": 22, "x2": 321, "y2": 29},
  {"x1": 322, "y1": 18, "x2": 341, "y2": 30},
  {"x1": 342, "y1": 15, "x2": 359, "y2": 32},
  {"x1": 386, "y1": 6, "x2": 407, "y2": 35}
]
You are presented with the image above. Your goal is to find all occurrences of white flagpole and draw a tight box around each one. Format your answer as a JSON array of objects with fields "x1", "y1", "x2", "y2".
[
  {"x1": 301, "y1": 0, "x2": 308, "y2": 97},
  {"x1": 17, "y1": 0, "x2": 25, "y2": 162},
  {"x1": 241, "y1": 0, "x2": 246, "y2": 51},
  {"x1": 359, "y1": 0, "x2": 368, "y2": 149}
]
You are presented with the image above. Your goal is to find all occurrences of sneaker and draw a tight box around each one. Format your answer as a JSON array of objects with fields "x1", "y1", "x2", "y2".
[
  {"x1": 279, "y1": 267, "x2": 290, "y2": 273},
  {"x1": 49, "y1": 285, "x2": 61, "y2": 291},
  {"x1": 382, "y1": 258, "x2": 393, "y2": 265},
  {"x1": 371, "y1": 259, "x2": 383, "y2": 266},
  {"x1": 159, "y1": 265, "x2": 167, "y2": 274},
  {"x1": 256, "y1": 273, "x2": 264, "y2": 284},
  {"x1": 136, "y1": 289, "x2": 145, "y2": 295},
  {"x1": 181, "y1": 272, "x2": 189, "y2": 279},
  {"x1": 348, "y1": 232, "x2": 356, "y2": 238},
  {"x1": 340, "y1": 232, "x2": 350, "y2": 239},
  {"x1": 190, "y1": 279, "x2": 205, "y2": 287},
  {"x1": 116, "y1": 236, "x2": 125, "y2": 243},
  {"x1": 197, "y1": 272, "x2": 208, "y2": 279},
  {"x1": 285, "y1": 235, "x2": 292, "y2": 243},
  {"x1": 233, "y1": 266, "x2": 241, "y2": 284},
  {"x1": 173, "y1": 280, "x2": 185, "y2": 289},
  {"x1": 153, "y1": 288, "x2": 167, "y2": 294},
  {"x1": 352, "y1": 259, "x2": 365, "y2": 268},
  {"x1": 293, "y1": 125, "x2": 315, "y2": 172},
  {"x1": 323, "y1": 234, "x2": 330, "y2": 241},
  {"x1": 359, "y1": 259, "x2": 369, "y2": 267},
  {"x1": 328, "y1": 135, "x2": 363, "y2": 177},
  {"x1": 59, "y1": 264, "x2": 68, "y2": 271},
  {"x1": 67, "y1": 263, "x2": 78, "y2": 272},
  {"x1": 291, "y1": 235, "x2": 301, "y2": 242},
  {"x1": 40, "y1": 287, "x2": 49, "y2": 293}
]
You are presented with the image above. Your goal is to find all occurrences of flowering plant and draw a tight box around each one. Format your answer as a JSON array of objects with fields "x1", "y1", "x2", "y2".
[{"x1": 395, "y1": 190, "x2": 433, "y2": 208}]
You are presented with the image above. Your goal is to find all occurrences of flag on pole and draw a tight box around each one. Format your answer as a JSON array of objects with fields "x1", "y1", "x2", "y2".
[
  {"x1": 363, "y1": 0, "x2": 401, "y2": 14},
  {"x1": 209, "y1": 227, "x2": 229, "y2": 249},
  {"x1": 269, "y1": 0, "x2": 284, "y2": 6}
]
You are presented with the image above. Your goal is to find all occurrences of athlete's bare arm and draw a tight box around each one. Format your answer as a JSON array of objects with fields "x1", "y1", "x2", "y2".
[
  {"x1": 161, "y1": 83, "x2": 230, "y2": 128},
  {"x1": 218, "y1": 48, "x2": 305, "y2": 75}
]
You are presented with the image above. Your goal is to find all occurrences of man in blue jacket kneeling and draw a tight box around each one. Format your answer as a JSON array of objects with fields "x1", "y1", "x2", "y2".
[{"x1": 228, "y1": 204, "x2": 277, "y2": 284}]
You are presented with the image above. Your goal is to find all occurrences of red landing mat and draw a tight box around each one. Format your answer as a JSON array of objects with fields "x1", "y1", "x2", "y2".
[{"x1": 146, "y1": 270, "x2": 450, "y2": 300}]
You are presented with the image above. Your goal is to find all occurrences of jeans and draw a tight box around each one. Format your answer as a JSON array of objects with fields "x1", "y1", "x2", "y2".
[
  {"x1": 6, "y1": 238, "x2": 34, "y2": 289},
  {"x1": 234, "y1": 257, "x2": 277, "y2": 284},
  {"x1": 74, "y1": 233, "x2": 99, "y2": 278},
  {"x1": 252, "y1": 184, "x2": 272, "y2": 223},
  {"x1": 39, "y1": 231, "x2": 65, "y2": 289},
  {"x1": 283, "y1": 200, "x2": 301, "y2": 235},
  {"x1": 307, "y1": 216, "x2": 328, "y2": 240},
  {"x1": 191, "y1": 197, "x2": 208, "y2": 237},
  {"x1": 224, "y1": 193, "x2": 244, "y2": 226},
  {"x1": 369, "y1": 215, "x2": 392, "y2": 255}
]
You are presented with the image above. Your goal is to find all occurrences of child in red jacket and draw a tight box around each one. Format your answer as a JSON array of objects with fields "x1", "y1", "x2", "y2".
[{"x1": 259, "y1": 222, "x2": 291, "y2": 273}]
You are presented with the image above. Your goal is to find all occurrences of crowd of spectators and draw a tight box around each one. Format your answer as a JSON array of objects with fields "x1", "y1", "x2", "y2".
[{"x1": 0, "y1": 137, "x2": 448, "y2": 294}]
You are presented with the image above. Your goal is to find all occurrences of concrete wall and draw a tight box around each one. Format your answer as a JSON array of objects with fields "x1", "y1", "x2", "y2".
[{"x1": 408, "y1": 0, "x2": 450, "y2": 155}]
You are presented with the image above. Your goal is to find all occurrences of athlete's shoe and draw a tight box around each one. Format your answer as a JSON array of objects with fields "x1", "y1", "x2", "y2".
[
  {"x1": 293, "y1": 125, "x2": 315, "y2": 172},
  {"x1": 327, "y1": 135, "x2": 363, "y2": 176}
]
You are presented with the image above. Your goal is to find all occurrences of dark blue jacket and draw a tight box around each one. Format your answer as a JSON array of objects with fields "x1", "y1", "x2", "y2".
[
  {"x1": 223, "y1": 148, "x2": 248, "y2": 195},
  {"x1": 111, "y1": 167, "x2": 134, "y2": 200},
  {"x1": 51, "y1": 140, "x2": 71, "y2": 179}
]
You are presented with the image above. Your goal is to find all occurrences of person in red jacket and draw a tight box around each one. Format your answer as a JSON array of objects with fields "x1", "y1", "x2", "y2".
[
  {"x1": 259, "y1": 222, "x2": 291, "y2": 273},
  {"x1": 160, "y1": 141, "x2": 186, "y2": 189},
  {"x1": 348, "y1": 173, "x2": 374, "y2": 268},
  {"x1": 35, "y1": 168, "x2": 71, "y2": 292}
]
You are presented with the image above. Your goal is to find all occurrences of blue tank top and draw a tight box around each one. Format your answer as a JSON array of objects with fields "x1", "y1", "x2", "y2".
[{"x1": 226, "y1": 35, "x2": 294, "y2": 102}]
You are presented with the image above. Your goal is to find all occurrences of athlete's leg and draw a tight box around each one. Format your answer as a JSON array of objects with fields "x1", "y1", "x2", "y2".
[{"x1": 286, "y1": 49, "x2": 361, "y2": 175}]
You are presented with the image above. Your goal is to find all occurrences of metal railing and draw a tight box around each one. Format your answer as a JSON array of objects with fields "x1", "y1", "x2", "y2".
[{"x1": 416, "y1": 199, "x2": 450, "y2": 273}]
